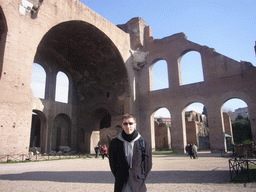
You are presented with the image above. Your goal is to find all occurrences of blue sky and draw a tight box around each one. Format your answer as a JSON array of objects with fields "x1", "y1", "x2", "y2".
[
  {"x1": 32, "y1": 1, "x2": 255, "y2": 118},
  {"x1": 81, "y1": 0, "x2": 255, "y2": 67},
  {"x1": 79, "y1": 0, "x2": 255, "y2": 117}
]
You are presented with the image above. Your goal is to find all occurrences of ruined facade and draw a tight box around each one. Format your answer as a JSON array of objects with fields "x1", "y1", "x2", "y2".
[
  {"x1": 154, "y1": 120, "x2": 171, "y2": 150},
  {"x1": 1, "y1": 0, "x2": 256, "y2": 155}
]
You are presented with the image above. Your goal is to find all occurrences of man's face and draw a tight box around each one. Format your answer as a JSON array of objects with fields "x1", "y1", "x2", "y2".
[{"x1": 122, "y1": 117, "x2": 136, "y2": 135}]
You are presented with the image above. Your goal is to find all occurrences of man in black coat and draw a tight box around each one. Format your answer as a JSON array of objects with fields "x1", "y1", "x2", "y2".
[{"x1": 109, "y1": 113, "x2": 152, "y2": 192}]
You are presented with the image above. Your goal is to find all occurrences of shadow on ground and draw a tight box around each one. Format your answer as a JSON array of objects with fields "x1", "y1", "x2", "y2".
[{"x1": 0, "y1": 170, "x2": 230, "y2": 183}]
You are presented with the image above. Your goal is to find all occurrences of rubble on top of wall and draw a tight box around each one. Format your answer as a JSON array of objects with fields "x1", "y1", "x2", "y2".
[
  {"x1": 214, "y1": 51, "x2": 254, "y2": 79},
  {"x1": 154, "y1": 32, "x2": 187, "y2": 44}
]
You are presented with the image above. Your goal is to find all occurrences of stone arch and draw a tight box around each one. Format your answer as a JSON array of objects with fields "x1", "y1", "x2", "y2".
[
  {"x1": 30, "y1": 110, "x2": 47, "y2": 153},
  {"x1": 34, "y1": 20, "x2": 129, "y2": 100},
  {"x1": 183, "y1": 102, "x2": 209, "y2": 149},
  {"x1": 220, "y1": 91, "x2": 252, "y2": 109},
  {"x1": 88, "y1": 107, "x2": 112, "y2": 153},
  {"x1": 221, "y1": 95, "x2": 252, "y2": 146},
  {"x1": 33, "y1": 20, "x2": 129, "y2": 153},
  {"x1": 150, "y1": 106, "x2": 171, "y2": 151},
  {"x1": 92, "y1": 107, "x2": 112, "y2": 130},
  {"x1": 52, "y1": 113, "x2": 71, "y2": 151},
  {"x1": 0, "y1": 6, "x2": 7, "y2": 78}
]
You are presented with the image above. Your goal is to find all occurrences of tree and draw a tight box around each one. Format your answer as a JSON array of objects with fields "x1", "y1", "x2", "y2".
[{"x1": 232, "y1": 117, "x2": 252, "y2": 144}]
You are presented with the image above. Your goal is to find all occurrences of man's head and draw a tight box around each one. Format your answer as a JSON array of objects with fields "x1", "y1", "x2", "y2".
[{"x1": 122, "y1": 113, "x2": 136, "y2": 135}]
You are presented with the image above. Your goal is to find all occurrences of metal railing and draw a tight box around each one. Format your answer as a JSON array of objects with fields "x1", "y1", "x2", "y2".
[
  {"x1": 229, "y1": 158, "x2": 256, "y2": 182},
  {"x1": 0, "y1": 153, "x2": 89, "y2": 163}
]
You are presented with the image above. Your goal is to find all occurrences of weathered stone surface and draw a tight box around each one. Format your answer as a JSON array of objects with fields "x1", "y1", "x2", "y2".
[{"x1": 0, "y1": 0, "x2": 256, "y2": 156}]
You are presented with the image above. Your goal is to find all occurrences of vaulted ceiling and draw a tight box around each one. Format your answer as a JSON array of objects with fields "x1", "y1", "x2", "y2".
[{"x1": 34, "y1": 20, "x2": 128, "y2": 102}]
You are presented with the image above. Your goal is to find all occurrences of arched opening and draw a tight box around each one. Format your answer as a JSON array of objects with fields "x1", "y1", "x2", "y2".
[
  {"x1": 30, "y1": 112, "x2": 41, "y2": 148},
  {"x1": 34, "y1": 20, "x2": 129, "y2": 153},
  {"x1": 31, "y1": 63, "x2": 46, "y2": 99},
  {"x1": 180, "y1": 51, "x2": 203, "y2": 85},
  {"x1": 153, "y1": 108, "x2": 171, "y2": 150},
  {"x1": 52, "y1": 114, "x2": 71, "y2": 151},
  {"x1": 151, "y1": 60, "x2": 169, "y2": 91},
  {"x1": 55, "y1": 71, "x2": 69, "y2": 103},
  {"x1": 86, "y1": 108, "x2": 113, "y2": 153},
  {"x1": 185, "y1": 102, "x2": 209, "y2": 150},
  {"x1": 222, "y1": 98, "x2": 251, "y2": 146},
  {"x1": 100, "y1": 113, "x2": 111, "y2": 129},
  {"x1": 0, "y1": 6, "x2": 7, "y2": 78},
  {"x1": 30, "y1": 110, "x2": 47, "y2": 153}
]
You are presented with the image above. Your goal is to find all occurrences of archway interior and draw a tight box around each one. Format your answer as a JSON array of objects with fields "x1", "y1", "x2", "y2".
[
  {"x1": 30, "y1": 113, "x2": 41, "y2": 148},
  {"x1": 34, "y1": 21, "x2": 129, "y2": 152},
  {"x1": 52, "y1": 114, "x2": 71, "y2": 151},
  {"x1": 184, "y1": 103, "x2": 209, "y2": 150},
  {"x1": 35, "y1": 20, "x2": 128, "y2": 106},
  {"x1": 153, "y1": 108, "x2": 171, "y2": 150},
  {"x1": 222, "y1": 98, "x2": 252, "y2": 146},
  {"x1": 100, "y1": 114, "x2": 111, "y2": 129}
]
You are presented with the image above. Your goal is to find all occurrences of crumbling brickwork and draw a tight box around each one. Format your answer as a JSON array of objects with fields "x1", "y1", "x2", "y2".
[{"x1": 0, "y1": 0, "x2": 256, "y2": 155}]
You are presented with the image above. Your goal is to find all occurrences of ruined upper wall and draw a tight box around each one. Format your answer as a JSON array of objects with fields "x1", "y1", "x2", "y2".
[{"x1": 117, "y1": 17, "x2": 147, "y2": 50}]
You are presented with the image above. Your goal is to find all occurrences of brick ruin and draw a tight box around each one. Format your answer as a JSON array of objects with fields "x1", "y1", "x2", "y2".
[{"x1": 0, "y1": 0, "x2": 256, "y2": 155}]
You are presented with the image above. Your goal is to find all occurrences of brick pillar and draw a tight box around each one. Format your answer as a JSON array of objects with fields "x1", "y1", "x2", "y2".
[
  {"x1": 207, "y1": 105, "x2": 226, "y2": 152},
  {"x1": 171, "y1": 110, "x2": 186, "y2": 153},
  {"x1": 45, "y1": 69, "x2": 57, "y2": 101},
  {"x1": 138, "y1": 110, "x2": 155, "y2": 151}
]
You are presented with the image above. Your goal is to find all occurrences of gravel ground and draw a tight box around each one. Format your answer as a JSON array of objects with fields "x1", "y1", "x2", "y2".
[{"x1": 0, "y1": 152, "x2": 255, "y2": 192}]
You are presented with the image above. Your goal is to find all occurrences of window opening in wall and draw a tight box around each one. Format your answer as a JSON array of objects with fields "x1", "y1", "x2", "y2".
[
  {"x1": 152, "y1": 60, "x2": 169, "y2": 91},
  {"x1": 31, "y1": 63, "x2": 46, "y2": 99},
  {"x1": 222, "y1": 98, "x2": 252, "y2": 146},
  {"x1": 55, "y1": 71, "x2": 69, "y2": 103},
  {"x1": 180, "y1": 51, "x2": 203, "y2": 85}
]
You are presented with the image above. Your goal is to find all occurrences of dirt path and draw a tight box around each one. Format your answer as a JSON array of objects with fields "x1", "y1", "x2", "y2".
[{"x1": 0, "y1": 153, "x2": 255, "y2": 191}]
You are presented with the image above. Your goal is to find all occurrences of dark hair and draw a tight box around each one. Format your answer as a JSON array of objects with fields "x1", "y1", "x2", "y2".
[{"x1": 122, "y1": 113, "x2": 136, "y2": 122}]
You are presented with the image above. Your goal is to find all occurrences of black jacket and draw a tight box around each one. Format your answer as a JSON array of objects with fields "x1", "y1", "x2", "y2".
[{"x1": 109, "y1": 136, "x2": 152, "y2": 192}]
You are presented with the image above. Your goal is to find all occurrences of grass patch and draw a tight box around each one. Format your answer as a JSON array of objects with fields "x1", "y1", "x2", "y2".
[
  {"x1": 0, "y1": 154, "x2": 92, "y2": 164},
  {"x1": 232, "y1": 165, "x2": 256, "y2": 183},
  {"x1": 152, "y1": 149, "x2": 185, "y2": 155}
]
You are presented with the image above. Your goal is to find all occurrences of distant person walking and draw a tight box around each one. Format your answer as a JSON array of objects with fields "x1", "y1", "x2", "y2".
[
  {"x1": 192, "y1": 144, "x2": 198, "y2": 159},
  {"x1": 94, "y1": 145, "x2": 99, "y2": 158},
  {"x1": 102, "y1": 145, "x2": 108, "y2": 159},
  {"x1": 187, "y1": 144, "x2": 193, "y2": 159}
]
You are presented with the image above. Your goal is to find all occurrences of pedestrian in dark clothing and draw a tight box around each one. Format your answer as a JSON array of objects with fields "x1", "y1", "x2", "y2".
[
  {"x1": 95, "y1": 145, "x2": 99, "y2": 158},
  {"x1": 109, "y1": 113, "x2": 152, "y2": 192},
  {"x1": 188, "y1": 144, "x2": 193, "y2": 159}
]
